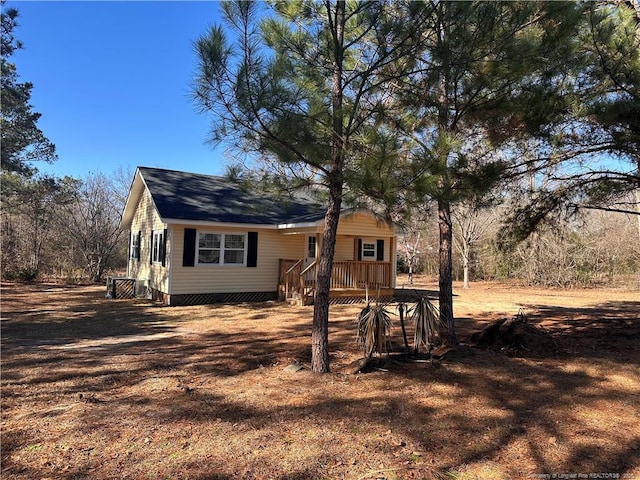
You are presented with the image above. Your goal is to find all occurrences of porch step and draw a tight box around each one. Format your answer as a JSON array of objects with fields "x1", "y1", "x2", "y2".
[{"x1": 285, "y1": 295, "x2": 314, "y2": 306}]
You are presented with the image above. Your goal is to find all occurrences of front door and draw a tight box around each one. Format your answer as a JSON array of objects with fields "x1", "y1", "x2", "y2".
[
  {"x1": 305, "y1": 235, "x2": 317, "y2": 265},
  {"x1": 303, "y1": 235, "x2": 317, "y2": 283}
]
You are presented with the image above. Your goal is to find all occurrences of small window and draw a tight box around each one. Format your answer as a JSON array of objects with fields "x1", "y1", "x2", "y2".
[
  {"x1": 197, "y1": 232, "x2": 246, "y2": 265},
  {"x1": 362, "y1": 242, "x2": 376, "y2": 259},
  {"x1": 307, "y1": 236, "x2": 317, "y2": 259},
  {"x1": 224, "y1": 234, "x2": 245, "y2": 264},
  {"x1": 198, "y1": 233, "x2": 221, "y2": 264},
  {"x1": 152, "y1": 231, "x2": 164, "y2": 264},
  {"x1": 130, "y1": 232, "x2": 140, "y2": 260}
]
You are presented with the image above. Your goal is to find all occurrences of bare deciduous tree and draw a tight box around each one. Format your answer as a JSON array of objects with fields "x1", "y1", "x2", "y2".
[
  {"x1": 452, "y1": 200, "x2": 498, "y2": 289},
  {"x1": 55, "y1": 172, "x2": 128, "y2": 282}
]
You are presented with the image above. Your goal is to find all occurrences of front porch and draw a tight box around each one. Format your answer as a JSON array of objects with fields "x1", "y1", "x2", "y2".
[{"x1": 278, "y1": 259, "x2": 394, "y2": 305}]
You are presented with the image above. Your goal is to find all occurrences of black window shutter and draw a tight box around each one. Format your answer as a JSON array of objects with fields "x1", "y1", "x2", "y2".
[
  {"x1": 136, "y1": 231, "x2": 141, "y2": 261},
  {"x1": 183, "y1": 228, "x2": 196, "y2": 267},
  {"x1": 357, "y1": 239, "x2": 362, "y2": 261},
  {"x1": 161, "y1": 228, "x2": 168, "y2": 267},
  {"x1": 376, "y1": 239, "x2": 384, "y2": 261},
  {"x1": 150, "y1": 232, "x2": 154, "y2": 264},
  {"x1": 247, "y1": 232, "x2": 258, "y2": 268}
]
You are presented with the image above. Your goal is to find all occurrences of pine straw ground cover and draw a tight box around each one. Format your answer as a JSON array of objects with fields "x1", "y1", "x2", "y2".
[{"x1": 1, "y1": 277, "x2": 639, "y2": 480}]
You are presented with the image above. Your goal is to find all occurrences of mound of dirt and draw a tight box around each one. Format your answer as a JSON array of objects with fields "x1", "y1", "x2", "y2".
[{"x1": 470, "y1": 313, "x2": 558, "y2": 357}]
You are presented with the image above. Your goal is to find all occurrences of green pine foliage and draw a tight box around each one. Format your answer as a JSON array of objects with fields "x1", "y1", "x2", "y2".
[{"x1": 1, "y1": 3, "x2": 57, "y2": 177}]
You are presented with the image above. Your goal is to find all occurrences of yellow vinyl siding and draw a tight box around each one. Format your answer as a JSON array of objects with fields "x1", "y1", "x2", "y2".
[
  {"x1": 334, "y1": 236, "x2": 356, "y2": 261},
  {"x1": 336, "y1": 211, "x2": 394, "y2": 238},
  {"x1": 336, "y1": 212, "x2": 396, "y2": 286},
  {"x1": 170, "y1": 226, "x2": 302, "y2": 295},
  {"x1": 128, "y1": 189, "x2": 169, "y2": 293},
  {"x1": 280, "y1": 211, "x2": 394, "y2": 262},
  {"x1": 334, "y1": 212, "x2": 395, "y2": 262},
  {"x1": 279, "y1": 212, "x2": 394, "y2": 238},
  {"x1": 334, "y1": 236, "x2": 394, "y2": 262}
]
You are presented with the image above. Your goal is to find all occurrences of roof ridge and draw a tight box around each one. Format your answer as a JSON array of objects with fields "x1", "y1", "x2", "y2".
[{"x1": 137, "y1": 165, "x2": 228, "y2": 181}]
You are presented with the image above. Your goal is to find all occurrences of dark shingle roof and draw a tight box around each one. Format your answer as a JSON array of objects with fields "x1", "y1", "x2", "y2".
[{"x1": 139, "y1": 167, "x2": 327, "y2": 225}]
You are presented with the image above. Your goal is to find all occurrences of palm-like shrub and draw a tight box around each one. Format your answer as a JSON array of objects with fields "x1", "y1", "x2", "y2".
[
  {"x1": 409, "y1": 297, "x2": 445, "y2": 354},
  {"x1": 355, "y1": 302, "x2": 393, "y2": 358}
]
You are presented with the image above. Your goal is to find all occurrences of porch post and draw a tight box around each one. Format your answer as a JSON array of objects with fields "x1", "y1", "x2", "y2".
[{"x1": 388, "y1": 236, "x2": 394, "y2": 288}]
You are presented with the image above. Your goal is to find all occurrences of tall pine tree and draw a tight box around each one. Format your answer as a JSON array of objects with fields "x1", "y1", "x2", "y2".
[
  {"x1": 193, "y1": 0, "x2": 425, "y2": 372},
  {"x1": 354, "y1": 1, "x2": 584, "y2": 344}
]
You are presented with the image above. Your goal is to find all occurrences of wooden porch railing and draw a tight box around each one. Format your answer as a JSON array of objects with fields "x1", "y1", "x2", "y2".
[
  {"x1": 330, "y1": 261, "x2": 391, "y2": 290},
  {"x1": 300, "y1": 260, "x2": 317, "y2": 298},
  {"x1": 279, "y1": 259, "x2": 302, "y2": 299},
  {"x1": 279, "y1": 259, "x2": 392, "y2": 300}
]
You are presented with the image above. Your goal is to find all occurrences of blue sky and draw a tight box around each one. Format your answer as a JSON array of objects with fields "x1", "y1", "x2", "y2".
[{"x1": 8, "y1": 1, "x2": 229, "y2": 179}]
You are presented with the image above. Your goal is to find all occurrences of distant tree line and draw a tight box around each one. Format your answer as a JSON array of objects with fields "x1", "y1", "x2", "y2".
[
  {"x1": 0, "y1": 167, "x2": 130, "y2": 283},
  {"x1": 398, "y1": 192, "x2": 640, "y2": 288}
]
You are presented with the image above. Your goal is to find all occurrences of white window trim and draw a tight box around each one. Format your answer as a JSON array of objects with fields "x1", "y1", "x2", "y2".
[
  {"x1": 152, "y1": 230, "x2": 163, "y2": 264},
  {"x1": 196, "y1": 231, "x2": 247, "y2": 266},
  {"x1": 130, "y1": 232, "x2": 140, "y2": 260},
  {"x1": 361, "y1": 239, "x2": 377, "y2": 262},
  {"x1": 306, "y1": 235, "x2": 317, "y2": 260}
]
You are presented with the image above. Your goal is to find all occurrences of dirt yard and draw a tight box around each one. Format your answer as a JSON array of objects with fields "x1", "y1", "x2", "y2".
[{"x1": 1, "y1": 276, "x2": 639, "y2": 480}]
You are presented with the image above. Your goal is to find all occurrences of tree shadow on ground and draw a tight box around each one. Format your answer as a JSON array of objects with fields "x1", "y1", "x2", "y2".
[
  {"x1": 520, "y1": 301, "x2": 640, "y2": 361},
  {"x1": 1, "y1": 282, "x2": 174, "y2": 348},
  {"x1": 393, "y1": 287, "x2": 441, "y2": 302},
  {"x1": 39, "y1": 347, "x2": 635, "y2": 478},
  {"x1": 2, "y1": 284, "x2": 639, "y2": 479}
]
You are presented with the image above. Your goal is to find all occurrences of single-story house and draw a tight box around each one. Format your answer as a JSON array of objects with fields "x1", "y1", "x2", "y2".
[{"x1": 120, "y1": 167, "x2": 397, "y2": 305}]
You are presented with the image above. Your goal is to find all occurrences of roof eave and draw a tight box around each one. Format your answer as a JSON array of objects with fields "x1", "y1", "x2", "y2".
[
  {"x1": 277, "y1": 220, "x2": 323, "y2": 229},
  {"x1": 120, "y1": 168, "x2": 145, "y2": 229},
  {"x1": 163, "y1": 218, "x2": 279, "y2": 229}
]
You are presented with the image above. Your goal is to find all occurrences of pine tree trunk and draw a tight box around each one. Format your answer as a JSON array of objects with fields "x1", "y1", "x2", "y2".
[
  {"x1": 311, "y1": 183, "x2": 342, "y2": 373},
  {"x1": 438, "y1": 198, "x2": 457, "y2": 345},
  {"x1": 433, "y1": 2, "x2": 456, "y2": 345},
  {"x1": 311, "y1": 0, "x2": 345, "y2": 373}
]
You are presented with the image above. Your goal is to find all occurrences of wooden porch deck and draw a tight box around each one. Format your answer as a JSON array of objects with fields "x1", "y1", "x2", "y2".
[{"x1": 278, "y1": 259, "x2": 394, "y2": 305}]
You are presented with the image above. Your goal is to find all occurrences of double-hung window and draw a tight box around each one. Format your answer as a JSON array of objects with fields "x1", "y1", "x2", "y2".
[
  {"x1": 362, "y1": 241, "x2": 377, "y2": 260},
  {"x1": 198, "y1": 233, "x2": 221, "y2": 264},
  {"x1": 223, "y1": 234, "x2": 245, "y2": 264},
  {"x1": 307, "y1": 236, "x2": 317, "y2": 260},
  {"x1": 197, "y1": 232, "x2": 246, "y2": 265},
  {"x1": 130, "y1": 231, "x2": 141, "y2": 260},
  {"x1": 152, "y1": 231, "x2": 164, "y2": 263}
]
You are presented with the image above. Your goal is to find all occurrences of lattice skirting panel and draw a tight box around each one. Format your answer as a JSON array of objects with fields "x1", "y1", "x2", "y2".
[
  {"x1": 164, "y1": 291, "x2": 278, "y2": 306},
  {"x1": 109, "y1": 278, "x2": 136, "y2": 299},
  {"x1": 328, "y1": 295, "x2": 395, "y2": 305}
]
